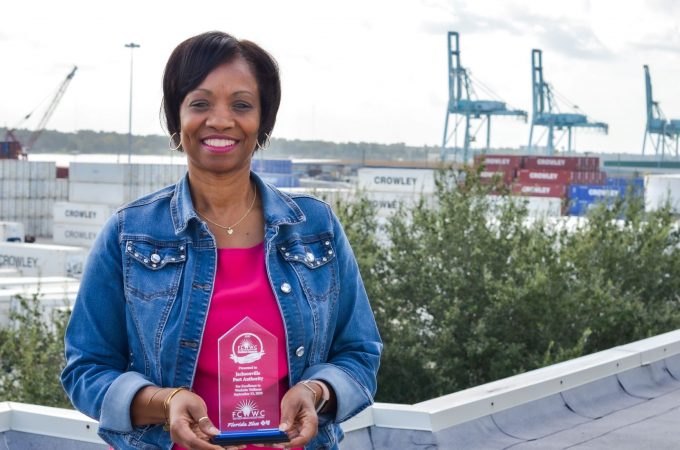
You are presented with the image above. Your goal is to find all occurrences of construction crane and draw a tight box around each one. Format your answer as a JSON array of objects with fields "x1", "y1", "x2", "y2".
[
  {"x1": 441, "y1": 31, "x2": 527, "y2": 163},
  {"x1": 528, "y1": 49, "x2": 607, "y2": 154},
  {"x1": 2, "y1": 66, "x2": 78, "y2": 158},
  {"x1": 643, "y1": 64, "x2": 680, "y2": 158}
]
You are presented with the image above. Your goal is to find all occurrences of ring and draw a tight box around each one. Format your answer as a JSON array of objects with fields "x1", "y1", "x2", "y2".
[{"x1": 197, "y1": 416, "x2": 210, "y2": 424}]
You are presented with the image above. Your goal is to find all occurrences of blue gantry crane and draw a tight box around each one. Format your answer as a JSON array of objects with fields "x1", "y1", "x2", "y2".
[
  {"x1": 643, "y1": 64, "x2": 680, "y2": 158},
  {"x1": 441, "y1": 31, "x2": 527, "y2": 163},
  {"x1": 528, "y1": 49, "x2": 607, "y2": 154}
]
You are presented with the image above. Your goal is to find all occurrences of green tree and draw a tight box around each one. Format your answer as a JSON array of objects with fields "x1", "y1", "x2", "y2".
[
  {"x1": 0, "y1": 293, "x2": 71, "y2": 407},
  {"x1": 337, "y1": 167, "x2": 680, "y2": 404}
]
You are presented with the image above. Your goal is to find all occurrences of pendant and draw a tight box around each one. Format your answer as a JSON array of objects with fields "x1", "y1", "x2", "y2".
[{"x1": 227, "y1": 228, "x2": 234, "y2": 235}]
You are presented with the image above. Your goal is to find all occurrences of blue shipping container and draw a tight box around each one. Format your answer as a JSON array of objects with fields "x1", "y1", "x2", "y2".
[
  {"x1": 257, "y1": 173, "x2": 300, "y2": 188},
  {"x1": 251, "y1": 158, "x2": 293, "y2": 174}
]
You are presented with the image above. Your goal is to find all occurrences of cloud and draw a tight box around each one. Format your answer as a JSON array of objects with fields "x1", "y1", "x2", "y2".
[
  {"x1": 420, "y1": 0, "x2": 613, "y2": 60},
  {"x1": 506, "y1": 7, "x2": 614, "y2": 60},
  {"x1": 631, "y1": 29, "x2": 680, "y2": 55},
  {"x1": 647, "y1": 0, "x2": 680, "y2": 14},
  {"x1": 419, "y1": 0, "x2": 523, "y2": 35}
]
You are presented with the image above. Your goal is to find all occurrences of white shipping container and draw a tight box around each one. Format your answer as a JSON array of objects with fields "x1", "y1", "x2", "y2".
[
  {"x1": 69, "y1": 162, "x2": 132, "y2": 184},
  {"x1": 56, "y1": 178, "x2": 69, "y2": 199},
  {"x1": 645, "y1": 174, "x2": 680, "y2": 213},
  {"x1": 0, "y1": 222, "x2": 24, "y2": 242},
  {"x1": 69, "y1": 181, "x2": 128, "y2": 205},
  {"x1": 0, "y1": 242, "x2": 88, "y2": 278},
  {"x1": 489, "y1": 195, "x2": 563, "y2": 218},
  {"x1": 54, "y1": 201, "x2": 115, "y2": 226},
  {"x1": 357, "y1": 168, "x2": 436, "y2": 194},
  {"x1": 52, "y1": 222, "x2": 103, "y2": 247},
  {"x1": 0, "y1": 276, "x2": 79, "y2": 290},
  {"x1": 0, "y1": 287, "x2": 79, "y2": 327},
  {"x1": 365, "y1": 191, "x2": 431, "y2": 217}
]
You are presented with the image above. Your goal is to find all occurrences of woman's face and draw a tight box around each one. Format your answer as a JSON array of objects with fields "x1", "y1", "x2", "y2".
[{"x1": 179, "y1": 57, "x2": 261, "y2": 176}]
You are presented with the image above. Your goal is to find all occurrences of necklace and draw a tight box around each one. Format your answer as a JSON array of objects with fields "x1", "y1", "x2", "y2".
[{"x1": 195, "y1": 186, "x2": 257, "y2": 236}]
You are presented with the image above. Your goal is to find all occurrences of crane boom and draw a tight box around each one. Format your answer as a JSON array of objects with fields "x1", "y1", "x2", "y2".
[{"x1": 25, "y1": 66, "x2": 78, "y2": 151}]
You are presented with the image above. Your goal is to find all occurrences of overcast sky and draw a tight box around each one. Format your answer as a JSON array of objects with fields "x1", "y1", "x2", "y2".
[{"x1": 1, "y1": 0, "x2": 679, "y2": 155}]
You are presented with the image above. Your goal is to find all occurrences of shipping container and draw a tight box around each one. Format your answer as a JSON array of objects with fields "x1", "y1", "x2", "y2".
[
  {"x1": 53, "y1": 202, "x2": 115, "y2": 226},
  {"x1": 257, "y1": 173, "x2": 301, "y2": 188},
  {"x1": 488, "y1": 195, "x2": 563, "y2": 218},
  {"x1": 473, "y1": 154, "x2": 524, "y2": 171},
  {"x1": 645, "y1": 174, "x2": 680, "y2": 213},
  {"x1": 517, "y1": 169, "x2": 606, "y2": 185},
  {"x1": 364, "y1": 191, "x2": 430, "y2": 217},
  {"x1": 357, "y1": 168, "x2": 436, "y2": 194},
  {"x1": 0, "y1": 242, "x2": 88, "y2": 278},
  {"x1": 52, "y1": 223, "x2": 103, "y2": 247},
  {"x1": 568, "y1": 185, "x2": 627, "y2": 201},
  {"x1": 69, "y1": 181, "x2": 128, "y2": 205},
  {"x1": 480, "y1": 168, "x2": 515, "y2": 185},
  {"x1": 523, "y1": 156, "x2": 600, "y2": 172},
  {"x1": 0, "y1": 222, "x2": 25, "y2": 242},
  {"x1": 512, "y1": 183, "x2": 567, "y2": 198},
  {"x1": 0, "y1": 281, "x2": 79, "y2": 326},
  {"x1": 251, "y1": 158, "x2": 294, "y2": 174}
]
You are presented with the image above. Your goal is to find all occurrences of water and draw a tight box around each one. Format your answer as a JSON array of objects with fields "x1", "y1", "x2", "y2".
[{"x1": 27, "y1": 153, "x2": 187, "y2": 167}]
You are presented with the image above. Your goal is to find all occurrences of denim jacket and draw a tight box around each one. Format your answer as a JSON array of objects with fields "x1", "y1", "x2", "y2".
[{"x1": 61, "y1": 172, "x2": 382, "y2": 450}]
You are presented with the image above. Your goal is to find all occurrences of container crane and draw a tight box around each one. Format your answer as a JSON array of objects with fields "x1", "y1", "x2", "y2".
[
  {"x1": 1, "y1": 66, "x2": 78, "y2": 159},
  {"x1": 441, "y1": 31, "x2": 527, "y2": 163},
  {"x1": 643, "y1": 64, "x2": 680, "y2": 158},
  {"x1": 528, "y1": 49, "x2": 607, "y2": 154}
]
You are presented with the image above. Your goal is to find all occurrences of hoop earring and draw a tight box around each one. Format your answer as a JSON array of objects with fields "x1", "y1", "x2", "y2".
[
  {"x1": 169, "y1": 133, "x2": 182, "y2": 151},
  {"x1": 256, "y1": 132, "x2": 271, "y2": 151}
]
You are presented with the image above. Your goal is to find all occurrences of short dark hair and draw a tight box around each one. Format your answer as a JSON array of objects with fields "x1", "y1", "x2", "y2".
[{"x1": 162, "y1": 31, "x2": 281, "y2": 151}]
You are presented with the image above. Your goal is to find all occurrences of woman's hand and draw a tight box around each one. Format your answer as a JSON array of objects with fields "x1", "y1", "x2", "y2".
[
  {"x1": 267, "y1": 382, "x2": 320, "y2": 448},
  {"x1": 165, "y1": 389, "x2": 244, "y2": 450}
]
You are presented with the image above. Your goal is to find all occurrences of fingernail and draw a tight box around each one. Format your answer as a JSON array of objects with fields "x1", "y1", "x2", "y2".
[
  {"x1": 209, "y1": 426, "x2": 220, "y2": 434},
  {"x1": 278, "y1": 422, "x2": 289, "y2": 432}
]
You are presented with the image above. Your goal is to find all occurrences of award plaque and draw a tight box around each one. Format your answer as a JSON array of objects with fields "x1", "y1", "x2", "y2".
[{"x1": 210, "y1": 317, "x2": 289, "y2": 446}]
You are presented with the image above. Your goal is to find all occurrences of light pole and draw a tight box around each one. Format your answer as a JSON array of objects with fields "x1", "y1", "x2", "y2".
[{"x1": 125, "y1": 42, "x2": 140, "y2": 164}]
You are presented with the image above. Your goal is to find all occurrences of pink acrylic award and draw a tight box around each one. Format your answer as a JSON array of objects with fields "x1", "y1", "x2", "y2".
[{"x1": 210, "y1": 317, "x2": 289, "y2": 446}]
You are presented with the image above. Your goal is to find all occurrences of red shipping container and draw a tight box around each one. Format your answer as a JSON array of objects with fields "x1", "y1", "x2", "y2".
[
  {"x1": 517, "y1": 169, "x2": 571, "y2": 185},
  {"x1": 512, "y1": 183, "x2": 567, "y2": 198},
  {"x1": 56, "y1": 166, "x2": 69, "y2": 179},
  {"x1": 523, "y1": 156, "x2": 600, "y2": 172},
  {"x1": 517, "y1": 169, "x2": 607, "y2": 185},
  {"x1": 480, "y1": 168, "x2": 515, "y2": 185},
  {"x1": 474, "y1": 154, "x2": 523, "y2": 170}
]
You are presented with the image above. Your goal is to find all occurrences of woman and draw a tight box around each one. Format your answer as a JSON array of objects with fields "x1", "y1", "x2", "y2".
[{"x1": 61, "y1": 31, "x2": 382, "y2": 450}]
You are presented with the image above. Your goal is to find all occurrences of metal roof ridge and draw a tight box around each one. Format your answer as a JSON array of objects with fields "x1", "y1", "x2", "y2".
[{"x1": 341, "y1": 329, "x2": 680, "y2": 433}]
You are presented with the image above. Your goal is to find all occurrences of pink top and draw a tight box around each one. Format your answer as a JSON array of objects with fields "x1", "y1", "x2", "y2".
[{"x1": 173, "y1": 243, "x2": 294, "y2": 450}]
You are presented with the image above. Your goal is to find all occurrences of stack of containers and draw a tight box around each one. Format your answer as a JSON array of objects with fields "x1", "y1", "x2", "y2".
[
  {"x1": 0, "y1": 159, "x2": 67, "y2": 237},
  {"x1": 357, "y1": 167, "x2": 435, "y2": 217},
  {"x1": 474, "y1": 154, "x2": 523, "y2": 187},
  {"x1": 60, "y1": 162, "x2": 186, "y2": 247},
  {"x1": 517, "y1": 156, "x2": 603, "y2": 216},
  {"x1": 475, "y1": 154, "x2": 606, "y2": 217},
  {"x1": 251, "y1": 158, "x2": 299, "y2": 188}
]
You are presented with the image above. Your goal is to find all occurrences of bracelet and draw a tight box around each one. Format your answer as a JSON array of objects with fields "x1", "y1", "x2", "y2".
[
  {"x1": 299, "y1": 380, "x2": 318, "y2": 407},
  {"x1": 162, "y1": 386, "x2": 190, "y2": 431},
  {"x1": 302, "y1": 380, "x2": 330, "y2": 413},
  {"x1": 145, "y1": 387, "x2": 165, "y2": 408}
]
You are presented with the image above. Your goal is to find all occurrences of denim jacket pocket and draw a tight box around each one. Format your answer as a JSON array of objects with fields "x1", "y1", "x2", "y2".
[
  {"x1": 124, "y1": 239, "x2": 187, "y2": 302},
  {"x1": 278, "y1": 233, "x2": 338, "y2": 302}
]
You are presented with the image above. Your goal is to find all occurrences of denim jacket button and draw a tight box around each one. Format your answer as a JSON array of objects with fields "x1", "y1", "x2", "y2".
[
  {"x1": 295, "y1": 346, "x2": 305, "y2": 357},
  {"x1": 280, "y1": 282, "x2": 292, "y2": 294}
]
